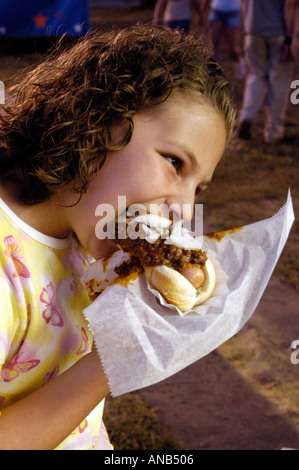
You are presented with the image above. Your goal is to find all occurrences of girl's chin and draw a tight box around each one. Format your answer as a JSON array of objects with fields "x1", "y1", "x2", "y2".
[{"x1": 91, "y1": 238, "x2": 119, "y2": 260}]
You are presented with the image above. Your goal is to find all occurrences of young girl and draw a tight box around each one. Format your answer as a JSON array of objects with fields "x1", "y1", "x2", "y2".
[{"x1": 0, "y1": 25, "x2": 236, "y2": 450}]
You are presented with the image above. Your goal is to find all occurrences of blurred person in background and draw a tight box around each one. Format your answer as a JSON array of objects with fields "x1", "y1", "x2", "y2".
[
  {"x1": 200, "y1": 0, "x2": 245, "y2": 79},
  {"x1": 285, "y1": 0, "x2": 299, "y2": 144},
  {"x1": 238, "y1": 0, "x2": 295, "y2": 143},
  {"x1": 153, "y1": 0, "x2": 202, "y2": 33},
  {"x1": 285, "y1": 0, "x2": 299, "y2": 62}
]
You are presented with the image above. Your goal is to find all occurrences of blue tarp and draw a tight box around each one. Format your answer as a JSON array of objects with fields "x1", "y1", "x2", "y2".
[{"x1": 0, "y1": 0, "x2": 91, "y2": 37}]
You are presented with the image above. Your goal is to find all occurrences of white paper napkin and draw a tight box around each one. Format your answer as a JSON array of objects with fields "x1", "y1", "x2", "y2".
[{"x1": 83, "y1": 191, "x2": 295, "y2": 396}]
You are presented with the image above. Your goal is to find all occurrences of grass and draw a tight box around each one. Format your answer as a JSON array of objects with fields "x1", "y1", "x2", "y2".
[
  {"x1": 103, "y1": 393, "x2": 179, "y2": 450},
  {"x1": 0, "y1": 5, "x2": 298, "y2": 449}
]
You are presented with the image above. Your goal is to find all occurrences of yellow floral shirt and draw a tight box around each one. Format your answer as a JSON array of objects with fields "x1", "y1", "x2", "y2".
[{"x1": 0, "y1": 198, "x2": 112, "y2": 450}]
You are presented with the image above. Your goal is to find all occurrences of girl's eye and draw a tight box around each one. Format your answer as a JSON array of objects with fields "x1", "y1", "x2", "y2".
[{"x1": 163, "y1": 154, "x2": 183, "y2": 172}]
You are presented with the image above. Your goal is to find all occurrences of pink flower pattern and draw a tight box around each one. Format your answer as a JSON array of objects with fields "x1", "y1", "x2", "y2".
[
  {"x1": 43, "y1": 365, "x2": 59, "y2": 386},
  {"x1": 4, "y1": 235, "x2": 30, "y2": 278},
  {"x1": 2, "y1": 345, "x2": 40, "y2": 382},
  {"x1": 40, "y1": 282, "x2": 64, "y2": 327},
  {"x1": 76, "y1": 327, "x2": 89, "y2": 356}
]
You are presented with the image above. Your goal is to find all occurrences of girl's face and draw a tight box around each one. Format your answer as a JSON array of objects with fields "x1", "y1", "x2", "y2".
[{"x1": 62, "y1": 95, "x2": 227, "y2": 259}]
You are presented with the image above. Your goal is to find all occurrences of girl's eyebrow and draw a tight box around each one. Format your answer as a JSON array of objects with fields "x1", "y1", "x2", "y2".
[
  {"x1": 168, "y1": 141, "x2": 199, "y2": 171},
  {"x1": 166, "y1": 141, "x2": 212, "y2": 186}
]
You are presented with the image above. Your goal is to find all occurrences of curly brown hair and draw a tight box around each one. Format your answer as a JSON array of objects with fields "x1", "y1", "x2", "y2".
[{"x1": 0, "y1": 25, "x2": 236, "y2": 205}]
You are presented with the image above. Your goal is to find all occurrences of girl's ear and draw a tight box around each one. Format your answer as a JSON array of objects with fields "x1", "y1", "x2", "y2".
[{"x1": 109, "y1": 119, "x2": 134, "y2": 151}]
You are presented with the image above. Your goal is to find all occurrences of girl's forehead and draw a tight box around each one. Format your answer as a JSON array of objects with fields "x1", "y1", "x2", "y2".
[
  {"x1": 140, "y1": 90, "x2": 226, "y2": 127},
  {"x1": 143, "y1": 90, "x2": 207, "y2": 113},
  {"x1": 131, "y1": 98, "x2": 227, "y2": 165},
  {"x1": 137, "y1": 94, "x2": 226, "y2": 136}
]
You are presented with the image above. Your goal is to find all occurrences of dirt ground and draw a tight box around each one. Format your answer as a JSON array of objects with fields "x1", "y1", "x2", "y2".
[
  {"x1": 138, "y1": 273, "x2": 299, "y2": 450},
  {"x1": 0, "y1": 5, "x2": 298, "y2": 451}
]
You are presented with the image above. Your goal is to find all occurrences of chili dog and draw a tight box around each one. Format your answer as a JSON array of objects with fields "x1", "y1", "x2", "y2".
[
  {"x1": 112, "y1": 214, "x2": 216, "y2": 312},
  {"x1": 144, "y1": 257, "x2": 216, "y2": 312}
]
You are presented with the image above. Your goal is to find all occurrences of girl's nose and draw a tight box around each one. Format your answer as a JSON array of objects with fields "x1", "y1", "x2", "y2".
[{"x1": 166, "y1": 188, "x2": 196, "y2": 223}]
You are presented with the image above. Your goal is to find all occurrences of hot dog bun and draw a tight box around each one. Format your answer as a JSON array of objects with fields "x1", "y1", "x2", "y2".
[{"x1": 145, "y1": 256, "x2": 216, "y2": 312}]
